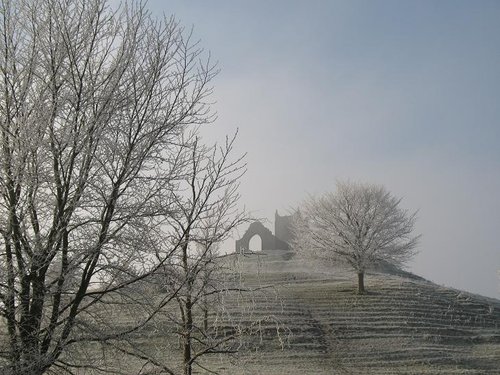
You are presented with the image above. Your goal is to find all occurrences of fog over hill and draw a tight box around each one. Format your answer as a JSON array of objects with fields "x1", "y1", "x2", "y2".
[{"x1": 148, "y1": 0, "x2": 500, "y2": 299}]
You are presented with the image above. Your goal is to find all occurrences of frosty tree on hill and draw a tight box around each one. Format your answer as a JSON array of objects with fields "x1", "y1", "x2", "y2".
[{"x1": 292, "y1": 181, "x2": 420, "y2": 294}]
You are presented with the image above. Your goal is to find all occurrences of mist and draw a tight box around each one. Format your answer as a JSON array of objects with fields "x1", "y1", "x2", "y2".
[{"x1": 149, "y1": 0, "x2": 500, "y2": 298}]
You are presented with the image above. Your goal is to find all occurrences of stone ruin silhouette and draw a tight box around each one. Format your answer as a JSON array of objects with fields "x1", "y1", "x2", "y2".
[{"x1": 235, "y1": 210, "x2": 294, "y2": 252}]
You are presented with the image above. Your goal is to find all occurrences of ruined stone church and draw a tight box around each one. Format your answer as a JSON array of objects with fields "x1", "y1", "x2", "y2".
[{"x1": 235, "y1": 211, "x2": 295, "y2": 252}]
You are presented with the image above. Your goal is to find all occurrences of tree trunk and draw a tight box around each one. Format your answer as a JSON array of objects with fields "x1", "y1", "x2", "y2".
[
  {"x1": 357, "y1": 272, "x2": 365, "y2": 294},
  {"x1": 182, "y1": 238, "x2": 193, "y2": 375},
  {"x1": 203, "y1": 305, "x2": 208, "y2": 332},
  {"x1": 183, "y1": 297, "x2": 193, "y2": 375}
]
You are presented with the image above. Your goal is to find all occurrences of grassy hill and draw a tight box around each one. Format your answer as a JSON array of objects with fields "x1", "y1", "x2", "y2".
[
  {"x1": 212, "y1": 249, "x2": 500, "y2": 375},
  {"x1": 26, "y1": 249, "x2": 499, "y2": 374}
]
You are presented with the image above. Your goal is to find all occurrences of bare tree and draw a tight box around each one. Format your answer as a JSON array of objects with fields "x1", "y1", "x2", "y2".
[
  {"x1": 0, "y1": 0, "x2": 218, "y2": 374},
  {"x1": 158, "y1": 134, "x2": 250, "y2": 375},
  {"x1": 167, "y1": 134, "x2": 246, "y2": 375},
  {"x1": 292, "y1": 181, "x2": 420, "y2": 294},
  {"x1": 128, "y1": 134, "x2": 285, "y2": 375}
]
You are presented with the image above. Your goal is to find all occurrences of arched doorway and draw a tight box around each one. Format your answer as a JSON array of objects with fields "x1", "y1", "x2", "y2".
[
  {"x1": 248, "y1": 234, "x2": 262, "y2": 252},
  {"x1": 235, "y1": 221, "x2": 289, "y2": 253}
]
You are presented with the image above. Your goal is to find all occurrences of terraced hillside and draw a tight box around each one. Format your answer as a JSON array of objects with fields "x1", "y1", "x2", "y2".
[
  {"x1": 16, "y1": 250, "x2": 498, "y2": 374},
  {"x1": 220, "y1": 249, "x2": 500, "y2": 375}
]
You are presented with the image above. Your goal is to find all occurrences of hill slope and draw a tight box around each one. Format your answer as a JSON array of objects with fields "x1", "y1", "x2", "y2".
[
  {"x1": 45, "y1": 249, "x2": 500, "y2": 374},
  {"x1": 221, "y1": 249, "x2": 500, "y2": 375}
]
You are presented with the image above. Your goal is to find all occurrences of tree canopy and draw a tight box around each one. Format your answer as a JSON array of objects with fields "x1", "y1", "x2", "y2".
[
  {"x1": 0, "y1": 0, "x2": 231, "y2": 373},
  {"x1": 292, "y1": 181, "x2": 420, "y2": 294}
]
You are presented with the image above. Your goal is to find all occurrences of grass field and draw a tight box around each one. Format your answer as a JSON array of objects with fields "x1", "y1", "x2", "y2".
[
  {"x1": 117, "y1": 249, "x2": 500, "y2": 374},
  {"x1": 2, "y1": 250, "x2": 498, "y2": 374},
  {"x1": 203, "y1": 250, "x2": 500, "y2": 375}
]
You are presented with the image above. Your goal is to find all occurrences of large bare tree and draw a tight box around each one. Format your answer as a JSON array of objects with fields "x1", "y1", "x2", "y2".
[
  {"x1": 292, "y1": 181, "x2": 420, "y2": 294},
  {"x1": 164, "y1": 134, "x2": 247, "y2": 375},
  {"x1": 160, "y1": 135, "x2": 286, "y2": 375},
  {"x1": 0, "y1": 0, "x2": 218, "y2": 373}
]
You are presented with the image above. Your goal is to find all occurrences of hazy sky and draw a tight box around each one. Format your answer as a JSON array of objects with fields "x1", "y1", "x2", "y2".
[{"x1": 148, "y1": 1, "x2": 500, "y2": 299}]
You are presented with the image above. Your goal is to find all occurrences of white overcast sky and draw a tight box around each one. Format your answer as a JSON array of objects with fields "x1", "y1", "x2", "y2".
[{"x1": 146, "y1": 0, "x2": 500, "y2": 299}]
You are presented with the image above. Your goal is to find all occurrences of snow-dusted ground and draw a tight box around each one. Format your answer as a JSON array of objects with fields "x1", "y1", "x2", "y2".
[
  {"x1": 37, "y1": 249, "x2": 500, "y2": 374},
  {"x1": 211, "y1": 250, "x2": 500, "y2": 374}
]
